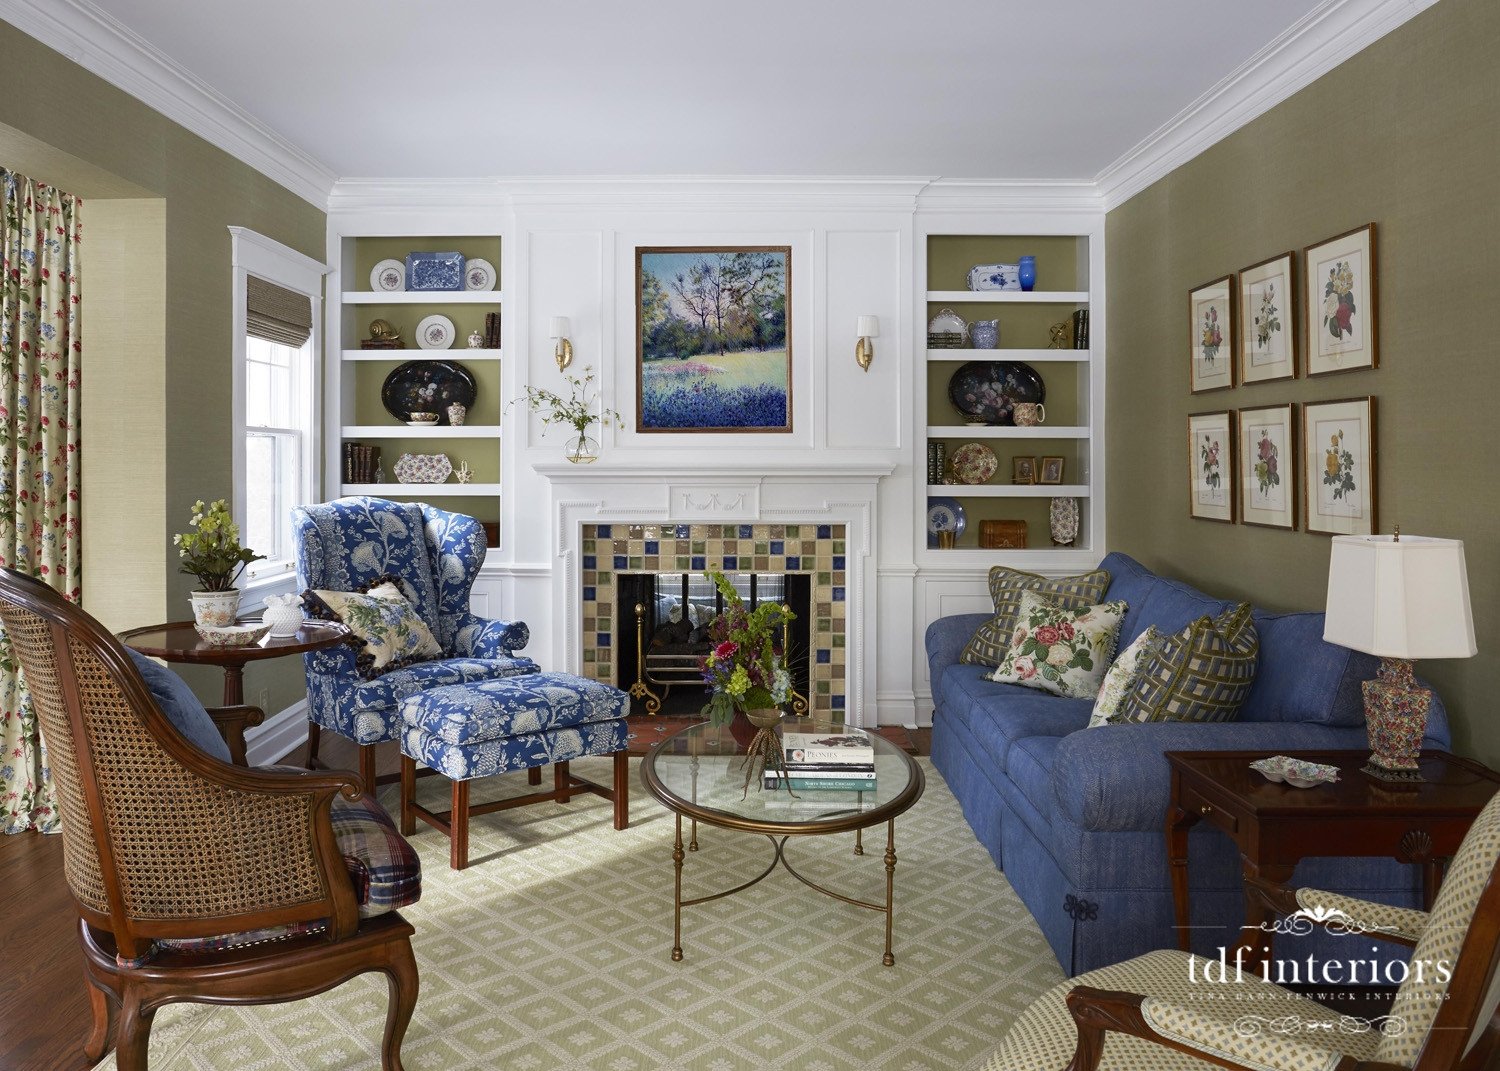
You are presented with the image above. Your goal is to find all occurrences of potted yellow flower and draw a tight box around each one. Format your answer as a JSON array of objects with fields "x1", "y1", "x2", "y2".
[{"x1": 174, "y1": 499, "x2": 265, "y2": 627}]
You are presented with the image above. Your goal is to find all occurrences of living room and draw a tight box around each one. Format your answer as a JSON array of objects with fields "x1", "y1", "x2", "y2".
[{"x1": 1, "y1": 1, "x2": 1497, "y2": 1069}]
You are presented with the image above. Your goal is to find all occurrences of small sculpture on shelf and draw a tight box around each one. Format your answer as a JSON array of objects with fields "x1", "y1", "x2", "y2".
[
  {"x1": 362, "y1": 319, "x2": 403, "y2": 351},
  {"x1": 454, "y1": 461, "x2": 473, "y2": 484},
  {"x1": 1049, "y1": 322, "x2": 1071, "y2": 349}
]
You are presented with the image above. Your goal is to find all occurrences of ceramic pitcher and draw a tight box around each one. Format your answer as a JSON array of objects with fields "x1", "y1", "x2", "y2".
[{"x1": 1013, "y1": 402, "x2": 1046, "y2": 426}]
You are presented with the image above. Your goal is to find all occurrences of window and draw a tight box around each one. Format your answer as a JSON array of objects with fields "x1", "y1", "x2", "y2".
[{"x1": 229, "y1": 228, "x2": 326, "y2": 591}]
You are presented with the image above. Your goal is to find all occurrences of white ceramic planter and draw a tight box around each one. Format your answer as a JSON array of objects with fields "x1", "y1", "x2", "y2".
[{"x1": 189, "y1": 590, "x2": 241, "y2": 628}]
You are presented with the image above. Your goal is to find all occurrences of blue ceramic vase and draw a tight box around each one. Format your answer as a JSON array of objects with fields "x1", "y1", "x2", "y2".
[{"x1": 1018, "y1": 255, "x2": 1037, "y2": 292}]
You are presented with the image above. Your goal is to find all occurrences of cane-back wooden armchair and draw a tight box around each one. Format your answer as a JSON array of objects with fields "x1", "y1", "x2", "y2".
[{"x1": 0, "y1": 568, "x2": 421, "y2": 1071}]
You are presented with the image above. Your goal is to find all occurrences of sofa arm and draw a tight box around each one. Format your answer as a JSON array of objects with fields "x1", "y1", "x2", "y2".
[
  {"x1": 1054, "y1": 721, "x2": 1370, "y2": 833},
  {"x1": 453, "y1": 614, "x2": 531, "y2": 659},
  {"x1": 925, "y1": 613, "x2": 991, "y2": 690}
]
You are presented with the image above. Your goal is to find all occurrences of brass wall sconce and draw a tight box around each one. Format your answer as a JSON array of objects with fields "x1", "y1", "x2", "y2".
[
  {"x1": 550, "y1": 316, "x2": 573, "y2": 372},
  {"x1": 856, "y1": 315, "x2": 879, "y2": 371}
]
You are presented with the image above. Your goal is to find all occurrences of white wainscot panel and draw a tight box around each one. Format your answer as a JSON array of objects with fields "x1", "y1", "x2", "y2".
[
  {"x1": 526, "y1": 230, "x2": 604, "y2": 442},
  {"x1": 826, "y1": 229, "x2": 902, "y2": 450}
]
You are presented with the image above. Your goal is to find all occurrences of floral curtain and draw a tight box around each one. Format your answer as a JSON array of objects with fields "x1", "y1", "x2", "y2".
[{"x1": 0, "y1": 169, "x2": 82, "y2": 834}]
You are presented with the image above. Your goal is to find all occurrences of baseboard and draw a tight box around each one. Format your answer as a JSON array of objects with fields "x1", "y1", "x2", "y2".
[
  {"x1": 245, "y1": 699, "x2": 308, "y2": 766},
  {"x1": 875, "y1": 691, "x2": 919, "y2": 727}
]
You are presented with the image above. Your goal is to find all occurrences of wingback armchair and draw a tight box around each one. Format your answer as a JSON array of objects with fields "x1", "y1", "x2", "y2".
[{"x1": 294, "y1": 497, "x2": 537, "y2": 789}]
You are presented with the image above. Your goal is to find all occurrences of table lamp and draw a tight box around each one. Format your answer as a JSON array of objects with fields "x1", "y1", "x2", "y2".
[{"x1": 1323, "y1": 531, "x2": 1476, "y2": 782}]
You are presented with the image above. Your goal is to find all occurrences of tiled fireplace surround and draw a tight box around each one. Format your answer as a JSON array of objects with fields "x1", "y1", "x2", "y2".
[{"x1": 537, "y1": 467, "x2": 886, "y2": 727}]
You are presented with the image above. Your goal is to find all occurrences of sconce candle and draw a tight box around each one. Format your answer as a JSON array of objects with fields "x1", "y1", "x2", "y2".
[
  {"x1": 856, "y1": 315, "x2": 879, "y2": 371},
  {"x1": 550, "y1": 316, "x2": 573, "y2": 372}
]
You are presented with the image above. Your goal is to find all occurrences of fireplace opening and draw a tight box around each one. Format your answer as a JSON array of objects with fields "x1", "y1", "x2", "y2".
[{"x1": 617, "y1": 572, "x2": 812, "y2": 717}]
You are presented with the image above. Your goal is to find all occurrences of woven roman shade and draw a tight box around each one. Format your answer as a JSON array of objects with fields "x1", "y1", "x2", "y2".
[{"x1": 246, "y1": 275, "x2": 313, "y2": 347}]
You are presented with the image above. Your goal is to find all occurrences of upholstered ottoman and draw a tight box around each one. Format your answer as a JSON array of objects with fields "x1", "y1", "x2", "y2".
[{"x1": 398, "y1": 672, "x2": 630, "y2": 869}]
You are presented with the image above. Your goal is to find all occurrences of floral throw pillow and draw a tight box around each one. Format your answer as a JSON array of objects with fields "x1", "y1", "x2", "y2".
[
  {"x1": 988, "y1": 591, "x2": 1128, "y2": 700},
  {"x1": 1088, "y1": 626, "x2": 1163, "y2": 727},
  {"x1": 304, "y1": 577, "x2": 442, "y2": 678}
]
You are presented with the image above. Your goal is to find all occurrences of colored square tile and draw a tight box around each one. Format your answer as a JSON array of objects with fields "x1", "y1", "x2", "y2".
[
  {"x1": 582, "y1": 539, "x2": 596, "y2": 553},
  {"x1": 691, "y1": 556, "x2": 706, "y2": 570},
  {"x1": 645, "y1": 540, "x2": 659, "y2": 554},
  {"x1": 614, "y1": 539, "x2": 628, "y2": 553},
  {"x1": 675, "y1": 525, "x2": 691, "y2": 538},
  {"x1": 832, "y1": 695, "x2": 845, "y2": 710},
  {"x1": 833, "y1": 634, "x2": 845, "y2": 648},
  {"x1": 770, "y1": 525, "x2": 785, "y2": 538},
  {"x1": 628, "y1": 540, "x2": 644, "y2": 555},
  {"x1": 596, "y1": 524, "x2": 612, "y2": 538},
  {"x1": 676, "y1": 556, "x2": 690, "y2": 569},
  {"x1": 833, "y1": 556, "x2": 845, "y2": 570},
  {"x1": 645, "y1": 556, "x2": 659, "y2": 570},
  {"x1": 598, "y1": 663, "x2": 611, "y2": 678},
  {"x1": 817, "y1": 524, "x2": 832, "y2": 539},
  {"x1": 833, "y1": 587, "x2": 845, "y2": 602},
  {"x1": 583, "y1": 586, "x2": 596, "y2": 602},
  {"x1": 816, "y1": 681, "x2": 830, "y2": 695},
  {"x1": 817, "y1": 571, "x2": 831, "y2": 585},
  {"x1": 628, "y1": 525, "x2": 644, "y2": 538},
  {"x1": 598, "y1": 633, "x2": 611, "y2": 648},
  {"x1": 754, "y1": 556, "x2": 769, "y2": 570},
  {"x1": 692, "y1": 541, "x2": 705, "y2": 554},
  {"x1": 816, "y1": 649, "x2": 831, "y2": 664},
  {"x1": 785, "y1": 525, "x2": 800, "y2": 537},
  {"x1": 801, "y1": 540, "x2": 816, "y2": 555},
  {"x1": 644, "y1": 526, "x2": 661, "y2": 540},
  {"x1": 583, "y1": 555, "x2": 597, "y2": 570},
  {"x1": 770, "y1": 540, "x2": 784, "y2": 555},
  {"x1": 833, "y1": 540, "x2": 845, "y2": 553},
  {"x1": 738, "y1": 524, "x2": 753, "y2": 538},
  {"x1": 755, "y1": 541, "x2": 769, "y2": 555},
  {"x1": 583, "y1": 570, "x2": 597, "y2": 584},
  {"x1": 613, "y1": 555, "x2": 627, "y2": 569},
  {"x1": 629, "y1": 557, "x2": 643, "y2": 569},
  {"x1": 722, "y1": 556, "x2": 737, "y2": 570},
  {"x1": 786, "y1": 557, "x2": 800, "y2": 570},
  {"x1": 583, "y1": 649, "x2": 596, "y2": 662}
]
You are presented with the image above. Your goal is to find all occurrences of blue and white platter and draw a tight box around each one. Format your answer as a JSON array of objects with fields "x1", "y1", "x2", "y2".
[
  {"x1": 405, "y1": 251, "x2": 465, "y2": 291},
  {"x1": 927, "y1": 496, "x2": 967, "y2": 548}
]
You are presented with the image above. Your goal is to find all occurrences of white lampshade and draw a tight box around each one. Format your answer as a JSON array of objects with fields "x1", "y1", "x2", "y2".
[
  {"x1": 856, "y1": 315, "x2": 880, "y2": 339},
  {"x1": 1323, "y1": 535, "x2": 1476, "y2": 660},
  {"x1": 549, "y1": 316, "x2": 571, "y2": 339}
]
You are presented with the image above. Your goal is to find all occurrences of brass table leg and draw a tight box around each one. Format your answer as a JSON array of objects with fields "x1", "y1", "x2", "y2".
[
  {"x1": 672, "y1": 813, "x2": 685, "y2": 962},
  {"x1": 883, "y1": 819, "x2": 897, "y2": 966},
  {"x1": 854, "y1": 827, "x2": 864, "y2": 856}
]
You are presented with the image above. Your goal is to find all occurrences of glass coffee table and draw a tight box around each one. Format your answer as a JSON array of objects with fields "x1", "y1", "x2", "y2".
[{"x1": 640, "y1": 717, "x2": 924, "y2": 966}]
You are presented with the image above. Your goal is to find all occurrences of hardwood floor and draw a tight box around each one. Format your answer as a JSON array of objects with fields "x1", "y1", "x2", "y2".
[{"x1": 0, "y1": 716, "x2": 927, "y2": 1069}]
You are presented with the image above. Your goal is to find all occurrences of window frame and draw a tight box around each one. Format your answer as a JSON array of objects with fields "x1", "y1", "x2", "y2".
[{"x1": 229, "y1": 226, "x2": 329, "y2": 598}]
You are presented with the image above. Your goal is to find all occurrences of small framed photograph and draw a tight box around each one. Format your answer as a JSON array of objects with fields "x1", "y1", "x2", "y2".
[
  {"x1": 1237, "y1": 403, "x2": 1296, "y2": 530},
  {"x1": 1012, "y1": 456, "x2": 1037, "y2": 484},
  {"x1": 1038, "y1": 456, "x2": 1064, "y2": 485},
  {"x1": 1189, "y1": 275, "x2": 1236, "y2": 394},
  {"x1": 1187, "y1": 410, "x2": 1235, "y2": 523},
  {"x1": 1305, "y1": 224, "x2": 1377, "y2": 376},
  {"x1": 1303, "y1": 397, "x2": 1377, "y2": 535},
  {"x1": 1238, "y1": 252, "x2": 1297, "y2": 384}
]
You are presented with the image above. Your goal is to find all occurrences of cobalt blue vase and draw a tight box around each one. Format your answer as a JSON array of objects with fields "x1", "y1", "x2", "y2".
[{"x1": 1018, "y1": 255, "x2": 1037, "y2": 292}]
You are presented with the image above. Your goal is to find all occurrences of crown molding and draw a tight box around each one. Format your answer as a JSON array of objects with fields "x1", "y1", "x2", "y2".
[
  {"x1": 915, "y1": 180, "x2": 1103, "y2": 214},
  {"x1": 326, "y1": 178, "x2": 509, "y2": 214},
  {"x1": 0, "y1": 0, "x2": 337, "y2": 207},
  {"x1": 1096, "y1": 0, "x2": 1437, "y2": 210},
  {"x1": 501, "y1": 175, "x2": 935, "y2": 213}
]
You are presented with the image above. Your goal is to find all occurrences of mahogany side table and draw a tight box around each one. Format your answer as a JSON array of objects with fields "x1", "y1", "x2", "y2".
[
  {"x1": 118, "y1": 619, "x2": 348, "y2": 706},
  {"x1": 1165, "y1": 749, "x2": 1500, "y2": 957}
]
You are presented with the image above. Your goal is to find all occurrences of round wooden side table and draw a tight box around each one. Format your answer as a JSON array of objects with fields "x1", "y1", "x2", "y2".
[{"x1": 118, "y1": 619, "x2": 349, "y2": 706}]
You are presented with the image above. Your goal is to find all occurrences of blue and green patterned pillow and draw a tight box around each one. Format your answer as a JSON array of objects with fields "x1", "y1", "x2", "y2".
[
  {"x1": 1113, "y1": 603, "x2": 1259, "y2": 724},
  {"x1": 960, "y1": 566, "x2": 1112, "y2": 668},
  {"x1": 1088, "y1": 625, "x2": 1164, "y2": 727},
  {"x1": 988, "y1": 591, "x2": 1128, "y2": 699},
  {"x1": 304, "y1": 577, "x2": 441, "y2": 679}
]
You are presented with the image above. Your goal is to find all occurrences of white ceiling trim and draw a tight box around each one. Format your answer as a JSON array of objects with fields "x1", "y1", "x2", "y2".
[
  {"x1": 1095, "y1": 0, "x2": 1438, "y2": 209},
  {"x1": 0, "y1": 0, "x2": 337, "y2": 207}
]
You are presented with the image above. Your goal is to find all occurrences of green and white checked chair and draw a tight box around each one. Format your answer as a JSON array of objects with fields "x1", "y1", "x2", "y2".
[{"x1": 987, "y1": 791, "x2": 1500, "y2": 1071}]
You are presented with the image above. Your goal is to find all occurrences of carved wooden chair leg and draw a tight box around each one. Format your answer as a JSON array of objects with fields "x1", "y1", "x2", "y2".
[
  {"x1": 113, "y1": 989, "x2": 154, "y2": 1071},
  {"x1": 399, "y1": 754, "x2": 416, "y2": 836},
  {"x1": 360, "y1": 743, "x2": 378, "y2": 796},
  {"x1": 555, "y1": 760, "x2": 573, "y2": 803},
  {"x1": 614, "y1": 749, "x2": 629, "y2": 830},
  {"x1": 83, "y1": 969, "x2": 114, "y2": 1061},
  {"x1": 305, "y1": 719, "x2": 321, "y2": 767},
  {"x1": 451, "y1": 778, "x2": 470, "y2": 870},
  {"x1": 381, "y1": 937, "x2": 420, "y2": 1071}
]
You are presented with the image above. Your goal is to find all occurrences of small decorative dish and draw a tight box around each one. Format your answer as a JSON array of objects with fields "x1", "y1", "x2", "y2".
[
  {"x1": 463, "y1": 257, "x2": 496, "y2": 291},
  {"x1": 194, "y1": 623, "x2": 271, "y2": 648},
  {"x1": 1250, "y1": 755, "x2": 1341, "y2": 788},
  {"x1": 967, "y1": 262, "x2": 1022, "y2": 292},
  {"x1": 369, "y1": 259, "x2": 405, "y2": 292},
  {"x1": 926, "y1": 496, "x2": 967, "y2": 547},
  {"x1": 404, "y1": 251, "x2": 465, "y2": 291},
  {"x1": 415, "y1": 314, "x2": 456, "y2": 350},
  {"x1": 949, "y1": 442, "x2": 999, "y2": 484},
  {"x1": 393, "y1": 452, "x2": 452, "y2": 484},
  {"x1": 406, "y1": 412, "x2": 439, "y2": 427},
  {"x1": 926, "y1": 308, "x2": 969, "y2": 342}
]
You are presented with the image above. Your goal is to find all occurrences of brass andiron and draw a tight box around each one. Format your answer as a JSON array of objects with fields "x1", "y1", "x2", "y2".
[{"x1": 630, "y1": 603, "x2": 663, "y2": 714}]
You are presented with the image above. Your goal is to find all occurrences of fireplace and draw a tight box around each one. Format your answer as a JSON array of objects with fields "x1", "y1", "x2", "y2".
[{"x1": 616, "y1": 571, "x2": 813, "y2": 716}]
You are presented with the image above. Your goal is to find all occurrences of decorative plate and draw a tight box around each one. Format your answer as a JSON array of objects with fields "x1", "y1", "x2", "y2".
[
  {"x1": 947, "y1": 360, "x2": 1045, "y2": 425},
  {"x1": 404, "y1": 251, "x2": 465, "y2": 291},
  {"x1": 415, "y1": 314, "x2": 456, "y2": 350},
  {"x1": 967, "y1": 263, "x2": 1021, "y2": 291},
  {"x1": 1049, "y1": 496, "x2": 1080, "y2": 545},
  {"x1": 370, "y1": 259, "x2": 405, "y2": 292},
  {"x1": 380, "y1": 360, "x2": 477, "y2": 423},
  {"x1": 927, "y1": 308, "x2": 969, "y2": 340},
  {"x1": 949, "y1": 442, "x2": 998, "y2": 485},
  {"x1": 194, "y1": 622, "x2": 271, "y2": 648},
  {"x1": 392, "y1": 453, "x2": 453, "y2": 484},
  {"x1": 463, "y1": 257, "x2": 496, "y2": 291},
  {"x1": 926, "y1": 496, "x2": 967, "y2": 546},
  {"x1": 1250, "y1": 755, "x2": 1341, "y2": 788}
]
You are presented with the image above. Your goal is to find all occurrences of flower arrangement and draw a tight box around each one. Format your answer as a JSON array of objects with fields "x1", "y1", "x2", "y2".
[
  {"x1": 174, "y1": 499, "x2": 264, "y2": 592},
  {"x1": 699, "y1": 571, "x2": 795, "y2": 726},
  {"x1": 516, "y1": 365, "x2": 623, "y2": 457}
]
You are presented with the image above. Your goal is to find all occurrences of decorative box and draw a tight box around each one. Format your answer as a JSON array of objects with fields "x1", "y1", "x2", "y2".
[
  {"x1": 404, "y1": 252, "x2": 466, "y2": 292},
  {"x1": 968, "y1": 263, "x2": 1022, "y2": 291},
  {"x1": 979, "y1": 520, "x2": 1028, "y2": 549}
]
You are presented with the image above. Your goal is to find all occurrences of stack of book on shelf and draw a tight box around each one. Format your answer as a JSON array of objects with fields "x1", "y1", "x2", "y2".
[{"x1": 765, "y1": 726, "x2": 875, "y2": 792}]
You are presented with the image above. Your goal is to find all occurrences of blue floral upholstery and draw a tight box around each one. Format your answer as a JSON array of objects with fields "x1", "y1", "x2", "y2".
[
  {"x1": 401, "y1": 672, "x2": 629, "y2": 781},
  {"x1": 293, "y1": 497, "x2": 534, "y2": 746}
]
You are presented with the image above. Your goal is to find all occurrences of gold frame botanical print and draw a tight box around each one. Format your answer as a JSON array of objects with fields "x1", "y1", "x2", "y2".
[
  {"x1": 1305, "y1": 224, "x2": 1378, "y2": 376},
  {"x1": 1238, "y1": 252, "x2": 1297, "y2": 384},
  {"x1": 1188, "y1": 410, "x2": 1235, "y2": 523},
  {"x1": 1189, "y1": 275, "x2": 1236, "y2": 394},
  {"x1": 1302, "y1": 397, "x2": 1376, "y2": 535},
  {"x1": 1238, "y1": 403, "x2": 1296, "y2": 530}
]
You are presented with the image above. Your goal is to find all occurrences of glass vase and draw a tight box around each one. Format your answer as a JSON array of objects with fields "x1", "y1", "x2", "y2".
[{"x1": 565, "y1": 433, "x2": 599, "y2": 464}]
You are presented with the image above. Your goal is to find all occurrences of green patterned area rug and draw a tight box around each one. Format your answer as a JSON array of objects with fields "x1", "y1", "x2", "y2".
[{"x1": 97, "y1": 757, "x2": 1061, "y2": 1071}]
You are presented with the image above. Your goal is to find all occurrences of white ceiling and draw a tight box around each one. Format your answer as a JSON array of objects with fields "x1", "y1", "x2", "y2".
[{"x1": 77, "y1": 0, "x2": 1340, "y2": 182}]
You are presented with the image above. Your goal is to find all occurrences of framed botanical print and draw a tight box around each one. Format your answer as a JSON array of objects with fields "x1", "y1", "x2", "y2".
[
  {"x1": 1305, "y1": 224, "x2": 1378, "y2": 376},
  {"x1": 1302, "y1": 397, "x2": 1377, "y2": 535},
  {"x1": 1188, "y1": 410, "x2": 1235, "y2": 523},
  {"x1": 1237, "y1": 403, "x2": 1296, "y2": 530},
  {"x1": 1238, "y1": 252, "x2": 1297, "y2": 384},
  {"x1": 1189, "y1": 275, "x2": 1236, "y2": 394}
]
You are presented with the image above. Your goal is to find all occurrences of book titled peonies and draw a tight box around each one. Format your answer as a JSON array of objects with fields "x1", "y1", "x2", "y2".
[{"x1": 989, "y1": 590, "x2": 1128, "y2": 699}]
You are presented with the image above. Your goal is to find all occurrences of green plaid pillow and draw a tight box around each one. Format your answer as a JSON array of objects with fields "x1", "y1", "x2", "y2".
[
  {"x1": 960, "y1": 566, "x2": 1112, "y2": 668},
  {"x1": 1114, "y1": 603, "x2": 1259, "y2": 724}
]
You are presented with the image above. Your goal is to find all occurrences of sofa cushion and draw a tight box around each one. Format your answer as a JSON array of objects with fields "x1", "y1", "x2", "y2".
[
  {"x1": 960, "y1": 566, "x2": 1112, "y2": 668},
  {"x1": 403, "y1": 671, "x2": 628, "y2": 744},
  {"x1": 353, "y1": 656, "x2": 540, "y2": 717},
  {"x1": 125, "y1": 648, "x2": 232, "y2": 764},
  {"x1": 1097, "y1": 552, "x2": 1163, "y2": 648},
  {"x1": 1117, "y1": 603, "x2": 1259, "y2": 724},
  {"x1": 990, "y1": 592, "x2": 1128, "y2": 699},
  {"x1": 939, "y1": 664, "x2": 1093, "y2": 772},
  {"x1": 1132, "y1": 575, "x2": 1236, "y2": 640},
  {"x1": 1240, "y1": 610, "x2": 1375, "y2": 725},
  {"x1": 1009, "y1": 736, "x2": 1063, "y2": 829}
]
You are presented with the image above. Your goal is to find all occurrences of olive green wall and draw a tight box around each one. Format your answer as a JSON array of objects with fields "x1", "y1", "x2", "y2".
[
  {"x1": 0, "y1": 22, "x2": 326, "y2": 717},
  {"x1": 1105, "y1": 0, "x2": 1500, "y2": 765}
]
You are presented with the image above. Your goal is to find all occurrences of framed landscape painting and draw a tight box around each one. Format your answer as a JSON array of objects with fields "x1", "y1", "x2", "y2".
[
  {"x1": 1238, "y1": 252, "x2": 1297, "y2": 384},
  {"x1": 1188, "y1": 410, "x2": 1235, "y2": 523},
  {"x1": 1305, "y1": 224, "x2": 1378, "y2": 376},
  {"x1": 1189, "y1": 276, "x2": 1236, "y2": 394},
  {"x1": 636, "y1": 246, "x2": 792, "y2": 432},
  {"x1": 1238, "y1": 403, "x2": 1296, "y2": 530},
  {"x1": 1303, "y1": 397, "x2": 1377, "y2": 535}
]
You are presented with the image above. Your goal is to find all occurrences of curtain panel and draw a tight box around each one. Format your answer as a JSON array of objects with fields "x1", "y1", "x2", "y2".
[{"x1": 0, "y1": 169, "x2": 82, "y2": 834}]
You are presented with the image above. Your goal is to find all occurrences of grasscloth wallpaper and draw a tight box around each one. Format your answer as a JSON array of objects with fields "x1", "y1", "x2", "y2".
[{"x1": 1106, "y1": 0, "x2": 1499, "y2": 764}]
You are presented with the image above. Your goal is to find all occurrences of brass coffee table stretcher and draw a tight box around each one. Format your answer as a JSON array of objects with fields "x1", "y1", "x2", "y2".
[{"x1": 641, "y1": 718, "x2": 924, "y2": 966}]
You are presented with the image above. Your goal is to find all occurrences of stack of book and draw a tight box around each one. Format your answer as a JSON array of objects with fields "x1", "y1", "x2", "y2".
[
  {"x1": 342, "y1": 442, "x2": 381, "y2": 484},
  {"x1": 765, "y1": 727, "x2": 876, "y2": 792},
  {"x1": 483, "y1": 311, "x2": 502, "y2": 349}
]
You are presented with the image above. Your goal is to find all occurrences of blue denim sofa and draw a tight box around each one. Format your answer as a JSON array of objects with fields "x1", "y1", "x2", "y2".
[{"x1": 927, "y1": 552, "x2": 1450, "y2": 975}]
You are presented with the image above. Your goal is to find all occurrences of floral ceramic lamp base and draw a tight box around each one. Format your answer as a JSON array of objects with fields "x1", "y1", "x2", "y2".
[{"x1": 1362, "y1": 657, "x2": 1431, "y2": 783}]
